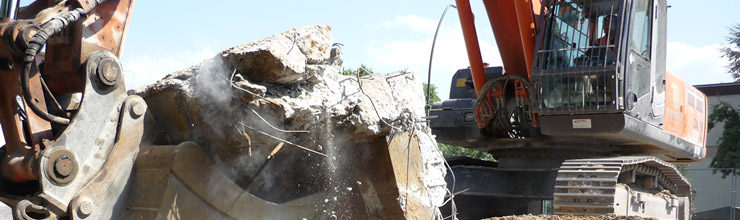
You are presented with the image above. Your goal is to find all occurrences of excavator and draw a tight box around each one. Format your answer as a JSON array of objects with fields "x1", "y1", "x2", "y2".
[
  {"x1": 0, "y1": 0, "x2": 707, "y2": 219},
  {"x1": 430, "y1": 0, "x2": 705, "y2": 219}
]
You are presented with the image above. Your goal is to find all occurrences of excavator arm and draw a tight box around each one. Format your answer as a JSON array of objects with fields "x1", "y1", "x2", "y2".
[{"x1": 455, "y1": 0, "x2": 541, "y2": 94}]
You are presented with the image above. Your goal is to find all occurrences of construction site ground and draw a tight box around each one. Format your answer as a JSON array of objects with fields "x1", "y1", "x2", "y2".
[
  {"x1": 0, "y1": 206, "x2": 658, "y2": 220},
  {"x1": 482, "y1": 214, "x2": 655, "y2": 220}
]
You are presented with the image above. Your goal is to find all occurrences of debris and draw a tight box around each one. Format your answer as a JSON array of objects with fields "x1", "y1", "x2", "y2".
[
  {"x1": 218, "y1": 24, "x2": 333, "y2": 84},
  {"x1": 267, "y1": 142, "x2": 284, "y2": 159},
  {"x1": 241, "y1": 130, "x2": 252, "y2": 156},
  {"x1": 241, "y1": 123, "x2": 327, "y2": 158},
  {"x1": 135, "y1": 24, "x2": 446, "y2": 219},
  {"x1": 230, "y1": 70, "x2": 267, "y2": 102}
]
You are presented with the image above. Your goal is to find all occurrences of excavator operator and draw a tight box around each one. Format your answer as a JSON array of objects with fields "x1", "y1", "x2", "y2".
[
  {"x1": 575, "y1": 14, "x2": 617, "y2": 67},
  {"x1": 595, "y1": 14, "x2": 617, "y2": 46}
]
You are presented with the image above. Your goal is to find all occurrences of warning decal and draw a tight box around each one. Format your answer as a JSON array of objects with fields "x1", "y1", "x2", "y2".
[{"x1": 572, "y1": 119, "x2": 592, "y2": 129}]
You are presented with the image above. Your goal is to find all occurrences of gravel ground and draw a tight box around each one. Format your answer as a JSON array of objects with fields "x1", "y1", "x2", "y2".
[
  {"x1": 0, "y1": 205, "x2": 659, "y2": 220},
  {"x1": 483, "y1": 214, "x2": 656, "y2": 220}
]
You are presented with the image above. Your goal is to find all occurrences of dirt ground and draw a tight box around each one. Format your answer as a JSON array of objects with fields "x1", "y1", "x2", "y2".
[{"x1": 483, "y1": 214, "x2": 656, "y2": 220}]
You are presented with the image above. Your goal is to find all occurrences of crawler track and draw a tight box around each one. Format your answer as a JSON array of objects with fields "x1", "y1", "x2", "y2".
[{"x1": 553, "y1": 156, "x2": 691, "y2": 219}]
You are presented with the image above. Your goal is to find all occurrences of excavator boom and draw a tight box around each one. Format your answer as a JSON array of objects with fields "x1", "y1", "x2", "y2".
[{"x1": 455, "y1": 0, "x2": 541, "y2": 93}]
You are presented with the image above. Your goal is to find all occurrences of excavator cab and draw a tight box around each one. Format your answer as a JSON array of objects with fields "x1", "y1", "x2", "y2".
[
  {"x1": 538, "y1": 1, "x2": 621, "y2": 70},
  {"x1": 532, "y1": 0, "x2": 707, "y2": 162},
  {"x1": 535, "y1": 0, "x2": 660, "y2": 119}
]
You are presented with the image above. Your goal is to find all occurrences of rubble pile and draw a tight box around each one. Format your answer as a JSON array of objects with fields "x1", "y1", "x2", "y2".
[{"x1": 134, "y1": 25, "x2": 447, "y2": 219}]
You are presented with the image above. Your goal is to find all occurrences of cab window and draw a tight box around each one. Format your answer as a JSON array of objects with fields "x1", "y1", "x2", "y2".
[{"x1": 630, "y1": 0, "x2": 652, "y2": 59}]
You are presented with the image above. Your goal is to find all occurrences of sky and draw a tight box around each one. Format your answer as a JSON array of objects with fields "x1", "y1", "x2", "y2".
[{"x1": 1, "y1": 0, "x2": 738, "y2": 146}]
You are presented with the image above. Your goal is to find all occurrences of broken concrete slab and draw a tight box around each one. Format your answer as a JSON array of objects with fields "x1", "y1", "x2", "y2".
[
  {"x1": 134, "y1": 24, "x2": 446, "y2": 219},
  {"x1": 218, "y1": 24, "x2": 333, "y2": 84}
]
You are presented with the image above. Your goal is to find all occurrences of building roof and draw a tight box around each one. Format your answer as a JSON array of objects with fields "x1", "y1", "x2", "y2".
[{"x1": 695, "y1": 82, "x2": 740, "y2": 96}]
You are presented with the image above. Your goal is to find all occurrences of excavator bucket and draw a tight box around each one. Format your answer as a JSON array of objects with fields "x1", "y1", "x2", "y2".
[
  {"x1": 124, "y1": 142, "x2": 327, "y2": 219},
  {"x1": 119, "y1": 132, "x2": 438, "y2": 220}
]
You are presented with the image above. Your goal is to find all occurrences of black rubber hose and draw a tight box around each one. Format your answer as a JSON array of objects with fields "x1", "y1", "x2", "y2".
[
  {"x1": 426, "y1": 4, "x2": 456, "y2": 106},
  {"x1": 19, "y1": 0, "x2": 110, "y2": 125},
  {"x1": 17, "y1": 0, "x2": 113, "y2": 125},
  {"x1": 19, "y1": 8, "x2": 88, "y2": 125}
]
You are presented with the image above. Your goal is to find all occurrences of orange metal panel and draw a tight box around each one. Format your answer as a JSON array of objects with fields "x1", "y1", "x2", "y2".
[
  {"x1": 482, "y1": 0, "x2": 539, "y2": 81},
  {"x1": 455, "y1": 0, "x2": 487, "y2": 94},
  {"x1": 44, "y1": 0, "x2": 135, "y2": 94},
  {"x1": 663, "y1": 72, "x2": 684, "y2": 137},
  {"x1": 664, "y1": 71, "x2": 707, "y2": 149},
  {"x1": 0, "y1": 62, "x2": 50, "y2": 182}
]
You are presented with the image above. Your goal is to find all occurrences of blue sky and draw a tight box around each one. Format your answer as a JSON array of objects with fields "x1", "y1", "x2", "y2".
[{"x1": 1, "y1": 0, "x2": 739, "y2": 146}]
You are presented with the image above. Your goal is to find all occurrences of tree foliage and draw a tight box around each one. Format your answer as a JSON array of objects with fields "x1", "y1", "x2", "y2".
[
  {"x1": 721, "y1": 24, "x2": 740, "y2": 81},
  {"x1": 438, "y1": 143, "x2": 495, "y2": 161},
  {"x1": 708, "y1": 102, "x2": 740, "y2": 178},
  {"x1": 708, "y1": 24, "x2": 740, "y2": 178},
  {"x1": 423, "y1": 83, "x2": 441, "y2": 104},
  {"x1": 342, "y1": 64, "x2": 373, "y2": 77}
]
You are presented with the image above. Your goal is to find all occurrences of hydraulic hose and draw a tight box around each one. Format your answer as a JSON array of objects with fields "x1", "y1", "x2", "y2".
[
  {"x1": 426, "y1": 4, "x2": 456, "y2": 106},
  {"x1": 19, "y1": 0, "x2": 110, "y2": 125}
]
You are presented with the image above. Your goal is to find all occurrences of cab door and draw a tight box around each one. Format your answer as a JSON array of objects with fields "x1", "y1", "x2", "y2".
[{"x1": 624, "y1": 0, "x2": 655, "y2": 125}]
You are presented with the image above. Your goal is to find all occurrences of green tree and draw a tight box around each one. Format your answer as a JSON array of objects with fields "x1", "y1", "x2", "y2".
[
  {"x1": 438, "y1": 143, "x2": 495, "y2": 161},
  {"x1": 708, "y1": 24, "x2": 740, "y2": 177},
  {"x1": 708, "y1": 102, "x2": 740, "y2": 177},
  {"x1": 423, "y1": 83, "x2": 441, "y2": 104},
  {"x1": 721, "y1": 24, "x2": 740, "y2": 80},
  {"x1": 342, "y1": 64, "x2": 373, "y2": 77}
]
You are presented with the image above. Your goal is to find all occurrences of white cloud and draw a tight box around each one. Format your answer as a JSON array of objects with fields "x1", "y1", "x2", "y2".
[
  {"x1": 666, "y1": 42, "x2": 732, "y2": 85},
  {"x1": 379, "y1": 15, "x2": 439, "y2": 33},
  {"x1": 371, "y1": 16, "x2": 501, "y2": 99},
  {"x1": 121, "y1": 48, "x2": 216, "y2": 89}
]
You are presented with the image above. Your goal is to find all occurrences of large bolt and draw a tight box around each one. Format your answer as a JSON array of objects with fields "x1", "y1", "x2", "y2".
[
  {"x1": 97, "y1": 58, "x2": 120, "y2": 86},
  {"x1": 76, "y1": 199, "x2": 93, "y2": 218},
  {"x1": 53, "y1": 155, "x2": 73, "y2": 177},
  {"x1": 130, "y1": 102, "x2": 146, "y2": 118},
  {"x1": 46, "y1": 148, "x2": 77, "y2": 185}
]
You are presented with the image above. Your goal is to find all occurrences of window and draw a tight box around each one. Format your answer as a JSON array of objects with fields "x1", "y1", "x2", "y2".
[
  {"x1": 630, "y1": 0, "x2": 653, "y2": 58},
  {"x1": 538, "y1": 0, "x2": 621, "y2": 70}
]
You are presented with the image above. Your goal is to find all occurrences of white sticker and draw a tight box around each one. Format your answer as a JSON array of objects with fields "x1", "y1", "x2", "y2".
[{"x1": 572, "y1": 119, "x2": 592, "y2": 129}]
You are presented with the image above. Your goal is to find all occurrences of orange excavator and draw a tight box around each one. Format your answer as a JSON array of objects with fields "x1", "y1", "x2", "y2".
[
  {"x1": 430, "y1": 0, "x2": 705, "y2": 219},
  {"x1": 0, "y1": 0, "x2": 707, "y2": 219}
]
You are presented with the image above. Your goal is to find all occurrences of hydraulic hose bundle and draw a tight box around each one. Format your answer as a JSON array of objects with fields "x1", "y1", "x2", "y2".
[
  {"x1": 20, "y1": 0, "x2": 109, "y2": 125},
  {"x1": 474, "y1": 75, "x2": 535, "y2": 138}
]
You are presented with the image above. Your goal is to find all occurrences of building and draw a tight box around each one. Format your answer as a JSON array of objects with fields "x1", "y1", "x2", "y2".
[{"x1": 688, "y1": 82, "x2": 740, "y2": 219}]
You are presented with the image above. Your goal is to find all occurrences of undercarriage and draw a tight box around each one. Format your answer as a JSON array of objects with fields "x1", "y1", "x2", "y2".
[{"x1": 441, "y1": 155, "x2": 691, "y2": 220}]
